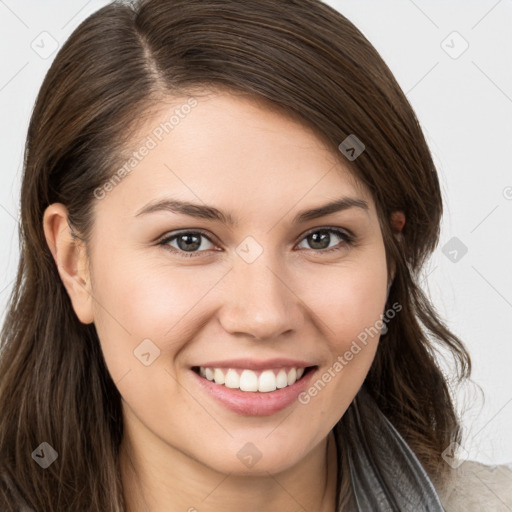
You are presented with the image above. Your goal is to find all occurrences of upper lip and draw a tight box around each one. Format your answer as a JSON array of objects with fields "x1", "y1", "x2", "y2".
[{"x1": 193, "y1": 358, "x2": 315, "y2": 370}]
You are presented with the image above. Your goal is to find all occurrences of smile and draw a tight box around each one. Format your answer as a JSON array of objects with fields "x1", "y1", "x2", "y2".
[{"x1": 191, "y1": 358, "x2": 317, "y2": 415}]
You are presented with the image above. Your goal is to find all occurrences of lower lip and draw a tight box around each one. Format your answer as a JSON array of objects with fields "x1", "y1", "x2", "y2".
[{"x1": 192, "y1": 368, "x2": 317, "y2": 416}]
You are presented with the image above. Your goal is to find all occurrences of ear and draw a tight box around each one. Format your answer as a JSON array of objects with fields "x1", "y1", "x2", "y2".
[
  {"x1": 388, "y1": 210, "x2": 406, "y2": 288},
  {"x1": 42, "y1": 203, "x2": 94, "y2": 324}
]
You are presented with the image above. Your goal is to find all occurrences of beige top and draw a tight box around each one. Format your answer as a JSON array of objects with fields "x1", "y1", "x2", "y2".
[{"x1": 437, "y1": 460, "x2": 512, "y2": 511}]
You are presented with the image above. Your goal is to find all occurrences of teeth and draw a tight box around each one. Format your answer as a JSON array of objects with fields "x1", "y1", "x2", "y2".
[
  {"x1": 213, "y1": 368, "x2": 225, "y2": 385},
  {"x1": 225, "y1": 369, "x2": 240, "y2": 389},
  {"x1": 276, "y1": 369, "x2": 288, "y2": 388},
  {"x1": 240, "y1": 370, "x2": 258, "y2": 392},
  {"x1": 197, "y1": 366, "x2": 307, "y2": 392},
  {"x1": 258, "y1": 370, "x2": 276, "y2": 392}
]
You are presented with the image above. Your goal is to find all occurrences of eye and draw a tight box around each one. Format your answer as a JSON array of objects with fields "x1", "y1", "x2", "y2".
[
  {"x1": 296, "y1": 227, "x2": 354, "y2": 253},
  {"x1": 157, "y1": 230, "x2": 218, "y2": 257},
  {"x1": 157, "y1": 227, "x2": 354, "y2": 258}
]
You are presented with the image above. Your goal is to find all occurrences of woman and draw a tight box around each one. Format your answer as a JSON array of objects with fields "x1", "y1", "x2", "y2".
[{"x1": 0, "y1": 0, "x2": 510, "y2": 510}]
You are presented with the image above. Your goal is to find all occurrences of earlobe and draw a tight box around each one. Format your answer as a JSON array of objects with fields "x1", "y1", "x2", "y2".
[
  {"x1": 42, "y1": 203, "x2": 94, "y2": 324},
  {"x1": 390, "y1": 210, "x2": 405, "y2": 239}
]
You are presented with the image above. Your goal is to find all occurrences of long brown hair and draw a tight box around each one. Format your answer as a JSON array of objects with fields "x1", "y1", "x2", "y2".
[{"x1": 0, "y1": 0, "x2": 471, "y2": 510}]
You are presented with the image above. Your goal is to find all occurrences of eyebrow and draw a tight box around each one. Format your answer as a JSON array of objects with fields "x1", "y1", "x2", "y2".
[{"x1": 135, "y1": 196, "x2": 369, "y2": 225}]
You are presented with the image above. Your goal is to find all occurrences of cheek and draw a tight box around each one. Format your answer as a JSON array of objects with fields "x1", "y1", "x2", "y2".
[
  {"x1": 88, "y1": 257, "x2": 212, "y2": 424},
  {"x1": 295, "y1": 249, "x2": 388, "y2": 420},
  {"x1": 332, "y1": 272, "x2": 387, "y2": 346},
  {"x1": 89, "y1": 250, "x2": 226, "y2": 376},
  {"x1": 306, "y1": 250, "x2": 388, "y2": 348}
]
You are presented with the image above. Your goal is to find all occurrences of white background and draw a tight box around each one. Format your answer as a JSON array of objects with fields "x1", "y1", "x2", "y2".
[{"x1": 1, "y1": 0, "x2": 511, "y2": 465}]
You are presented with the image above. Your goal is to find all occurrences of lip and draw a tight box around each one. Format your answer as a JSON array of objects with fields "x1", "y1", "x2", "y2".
[
  {"x1": 191, "y1": 363, "x2": 317, "y2": 416},
  {"x1": 195, "y1": 358, "x2": 313, "y2": 371}
]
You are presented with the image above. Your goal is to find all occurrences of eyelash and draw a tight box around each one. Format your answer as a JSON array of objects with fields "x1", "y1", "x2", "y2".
[{"x1": 156, "y1": 227, "x2": 355, "y2": 258}]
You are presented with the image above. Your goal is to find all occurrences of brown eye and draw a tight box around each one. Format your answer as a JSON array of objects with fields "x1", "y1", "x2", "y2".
[
  {"x1": 297, "y1": 228, "x2": 353, "y2": 252},
  {"x1": 158, "y1": 231, "x2": 216, "y2": 257}
]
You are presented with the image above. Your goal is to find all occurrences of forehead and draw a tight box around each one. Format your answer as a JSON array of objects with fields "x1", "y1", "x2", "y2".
[{"x1": 99, "y1": 89, "x2": 374, "y2": 218}]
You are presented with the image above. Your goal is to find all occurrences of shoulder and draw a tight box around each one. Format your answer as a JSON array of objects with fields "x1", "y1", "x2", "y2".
[{"x1": 437, "y1": 460, "x2": 512, "y2": 512}]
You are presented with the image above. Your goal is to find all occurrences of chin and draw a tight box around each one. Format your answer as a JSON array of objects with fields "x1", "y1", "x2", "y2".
[{"x1": 193, "y1": 432, "x2": 320, "y2": 477}]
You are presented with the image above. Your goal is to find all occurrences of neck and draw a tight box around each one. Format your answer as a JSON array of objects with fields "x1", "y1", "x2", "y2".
[{"x1": 120, "y1": 421, "x2": 338, "y2": 512}]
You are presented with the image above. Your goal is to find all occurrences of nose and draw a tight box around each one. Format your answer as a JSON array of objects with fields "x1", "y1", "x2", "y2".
[{"x1": 217, "y1": 251, "x2": 304, "y2": 341}]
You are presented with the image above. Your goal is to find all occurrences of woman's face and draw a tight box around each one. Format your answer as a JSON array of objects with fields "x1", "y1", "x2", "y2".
[{"x1": 84, "y1": 90, "x2": 389, "y2": 475}]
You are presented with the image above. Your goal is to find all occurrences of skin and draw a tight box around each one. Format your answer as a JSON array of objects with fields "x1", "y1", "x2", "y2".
[{"x1": 43, "y1": 89, "x2": 404, "y2": 512}]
